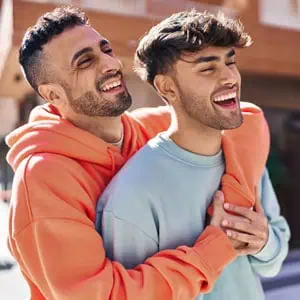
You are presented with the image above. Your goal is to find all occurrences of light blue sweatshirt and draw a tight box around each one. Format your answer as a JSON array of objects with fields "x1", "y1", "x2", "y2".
[{"x1": 96, "y1": 133, "x2": 290, "y2": 300}]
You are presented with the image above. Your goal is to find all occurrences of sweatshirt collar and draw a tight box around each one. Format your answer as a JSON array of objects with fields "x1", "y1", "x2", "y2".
[{"x1": 149, "y1": 132, "x2": 224, "y2": 167}]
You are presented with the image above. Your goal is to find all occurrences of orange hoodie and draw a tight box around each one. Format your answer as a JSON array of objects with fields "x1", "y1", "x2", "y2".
[{"x1": 6, "y1": 102, "x2": 269, "y2": 300}]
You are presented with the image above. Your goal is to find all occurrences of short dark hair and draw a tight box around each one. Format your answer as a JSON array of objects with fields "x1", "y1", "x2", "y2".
[
  {"x1": 134, "y1": 10, "x2": 252, "y2": 85},
  {"x1": 19, "y1": 6, "x2": 89, "y2": 93}
]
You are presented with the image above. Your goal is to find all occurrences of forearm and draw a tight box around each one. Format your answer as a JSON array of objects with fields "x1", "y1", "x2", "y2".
[
  {"x1": 101, "y1": 210, "x2": 237, "y2": 298},
  {"x1": 14, "y1": 220, "x2": 236, "y2": 300}
]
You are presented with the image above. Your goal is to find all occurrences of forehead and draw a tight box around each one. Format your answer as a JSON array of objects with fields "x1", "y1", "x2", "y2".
[
  {"x1": 181, "y1": 46, "x2": 235, "y2": 61},
  {"x1": 45, "y1": 25, "x2": 105, "y2": 63}
]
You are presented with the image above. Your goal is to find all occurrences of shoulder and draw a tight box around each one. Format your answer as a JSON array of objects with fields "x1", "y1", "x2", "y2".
[
  {"x1": 12, "y1": 153, "x2": 95, "y2": 224},
  {"x1": 131, "y1": 105, "x2": 170, "y2": 119},
  {"x1": 17, "y1": 153, "x2": 89, "y2": 191},
  {"x1": 130, "y1": 106, "x2": 171, "y2": 138},
  {"x1": 10, "y1": 154, "x2": 82, "y2": 234},
  {"x1": 21, "y1": 152, "x2": 79, "y2": 173},
  {"x1": 98, "y1": 142, "x2": 166, "y2": 216},
  {"x1": 118, "y1": 137, "x2": 169, "y2": 183},
  {"x1": 97, "y1": 144, "x2": 162, "y2": 239}
]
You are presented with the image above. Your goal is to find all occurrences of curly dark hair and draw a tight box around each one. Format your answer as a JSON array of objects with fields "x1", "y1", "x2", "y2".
[
  {"x1": 134, "y1": 10, "x2": 252, "y2": 85},
  {"x1": 19, "y1": 6, "x2": 89, "y2": 93}
]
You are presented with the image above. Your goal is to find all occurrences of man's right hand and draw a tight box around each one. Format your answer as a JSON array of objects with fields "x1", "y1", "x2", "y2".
[{"x1": 209, "y1": 191, "x2": 248, "y2": 251}]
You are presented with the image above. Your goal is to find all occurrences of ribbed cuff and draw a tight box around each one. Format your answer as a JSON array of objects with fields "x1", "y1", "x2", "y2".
[
  {"x1": 252, "y1": 225, "x2": 280, "y2": 261},
  {"x1": 193, "y1": 226, "x2": 237, "y2": 276}
]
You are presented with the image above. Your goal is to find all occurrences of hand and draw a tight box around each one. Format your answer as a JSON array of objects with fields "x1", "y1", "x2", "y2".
[
  {"x1": 222, "y1": 195, "x2": 269, "y2": 256},
  {"x1": 210, "y1": 191, "x2": 248, "y2": 250},
  {"x1": 209, "y1": 190, "x2": 226, "y2": 228}
]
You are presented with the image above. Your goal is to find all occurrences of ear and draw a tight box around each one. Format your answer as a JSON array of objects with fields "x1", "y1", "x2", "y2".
[
  {"x1": 153, "y1": 74, "x2": 178, "y2": 104},
  {"x1": 38, "y1": 84, "x2": 65, "y2": 105}
]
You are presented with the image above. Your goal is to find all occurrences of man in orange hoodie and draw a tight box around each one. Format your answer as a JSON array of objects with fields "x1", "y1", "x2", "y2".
[{"x1": 6, "y1": 6, "x2": 282, "y2": 300}]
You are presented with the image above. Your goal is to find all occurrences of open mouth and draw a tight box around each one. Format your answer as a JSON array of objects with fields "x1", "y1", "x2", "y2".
[
  {"x1": 213, "y1": 91, "x2": 237, "y2": 108},
  {"x1": 100, "y1": 79, "x2": 123, "y2": 93}
]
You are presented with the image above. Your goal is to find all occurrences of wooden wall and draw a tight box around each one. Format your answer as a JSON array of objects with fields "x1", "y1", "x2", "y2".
[
  {"x1": 237, "y1": 1, "x2": 300, "y2": 77},
  {"x1": 11, "y1": 0, "x2": 300, "y2": 77}
]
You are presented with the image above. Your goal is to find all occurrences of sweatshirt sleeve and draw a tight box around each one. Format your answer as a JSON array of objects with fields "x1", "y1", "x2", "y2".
[
  {"x1": 248, "y1": 168, "x2": 291, "y2": 278},
  {"x1": 9, "y1": 154, "x2": 237, "y2": 300},
  {"x1": 131, "y1": 106, "x2": 171, "y2": 138},
  {"x1": 99, "y1": 210, "x2": 236, "y2": 294}
]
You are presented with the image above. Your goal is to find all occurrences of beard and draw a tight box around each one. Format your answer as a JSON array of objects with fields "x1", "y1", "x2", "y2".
[
  {"x1": 178, "y1": 85, "x2": 243, "y2": 130},
  {"x1": 69, "y1": 90, "x2": 132, "y2": 117},
  {"x1": 62, "y1": 81, "x2": 132, "y2": 117}
]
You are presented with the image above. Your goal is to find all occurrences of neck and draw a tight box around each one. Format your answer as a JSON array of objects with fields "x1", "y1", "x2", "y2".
[
  {"x1": 167, "y1": 107, "x2": 222, "y2": 156},
  {"x1": 67, "y1": 114, "x2": 123, "y2": 144}
]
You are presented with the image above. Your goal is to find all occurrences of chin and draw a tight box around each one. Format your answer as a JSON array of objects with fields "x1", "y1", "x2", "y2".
[{"x1": 223, "y1": 115, "x2": 244, "y2": 130}]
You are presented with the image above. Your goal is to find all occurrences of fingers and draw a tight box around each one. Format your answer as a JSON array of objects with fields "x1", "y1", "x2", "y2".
[
  {"x1": 213, "y1": 190, "x2": 224, "y2": 209},
  {"x1": 222, "y1": 219, "x2": 265, "y2": 238},
  {"x1": 225, "y1": 226, "x2": 268, "y2": 256},
  {"x1": 224, "y1": 203, "x2": 256, "y2": 221},
  {"x1": 235, "y1": 247, "x2": 258, "y2": 256},
  {"x1": 223, "y1": 215, "x2": 251, "y2": 225},
  {"x1": 210, "y1": 190, "x2": 226, "y2": 228},
  {"x1": 226, "y1": 230, "x2": 259, "y2": 246}
]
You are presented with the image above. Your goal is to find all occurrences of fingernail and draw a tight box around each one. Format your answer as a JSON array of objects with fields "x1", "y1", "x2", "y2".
[
  {"x1": 215, "y1": 190, "x2": 222, "y2": 199},
  {"x1": 227, "y1": 230, "x2": 232, "y2": 237},
  {"x1": 222, "y1": 220, "x2": 229, "y2": 226},
  {"x1": 224, "y1": 203, "x2": 230, "y2": 210}
]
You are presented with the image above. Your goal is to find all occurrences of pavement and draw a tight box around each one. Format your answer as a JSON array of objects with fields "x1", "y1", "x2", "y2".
[
  {"x1": 0, "y1": 201, "x2": 30, "y2": 299},
  {"x1": 263, "y1": 252, "x2": 300, "y2": 300},
  {"x1": 0, "y1": 200, "x2": 299, "y2": 300}
]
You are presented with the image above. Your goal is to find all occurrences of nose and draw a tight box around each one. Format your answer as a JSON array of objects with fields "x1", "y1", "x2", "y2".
[
  {"x1": 219, "y1": 65, "x2": 239, "y2": 87},
  {"x1": 101, "y1": 53, "x2": 122, "y2": 75}
]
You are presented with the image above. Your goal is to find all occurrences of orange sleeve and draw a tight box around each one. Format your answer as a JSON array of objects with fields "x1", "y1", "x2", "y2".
[
  {"x1": 9, "y1": 154, "x2": 236, "y2": 300},
  {"x1": 131, "y1": 106, "x2": 171, "y2": 139}
]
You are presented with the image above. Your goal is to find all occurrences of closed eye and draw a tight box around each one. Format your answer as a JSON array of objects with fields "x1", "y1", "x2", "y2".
[
  {"x1": 78, "y1": 57, "x2": 93, "y2": 68},
  {"x1": 201, "y1": 67, "x2": 215, "y2": 73},
  {"x1": 226, "y1": 61, "x2": 236, "y2": 66}
]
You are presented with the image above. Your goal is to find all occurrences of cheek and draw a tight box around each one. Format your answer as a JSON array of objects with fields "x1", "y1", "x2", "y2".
[
  {"x1": 195, "y1": 79, "x2": 216, "y2": 99},
  {"x1": 180, "y1": 74, "x2": 204, "y2": 92},
  {"x1": 73, "y1": 71, "x2": 96, "y2": 93},
  {"x1": 189, "y1": 80, "x2": 215, "y2": 99}
]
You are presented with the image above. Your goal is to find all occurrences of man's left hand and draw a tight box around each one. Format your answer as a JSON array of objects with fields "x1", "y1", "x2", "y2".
[{"x1": 221, "y1": 196, "x2": 269, "y2": 256}]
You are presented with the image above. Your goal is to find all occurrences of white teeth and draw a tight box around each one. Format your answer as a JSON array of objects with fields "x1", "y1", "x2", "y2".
[
  {"x1": 214, "y1": 92, "x2": 237, "y2": 102},
  {"x1": 101, "y1": 80, "x2": 121, "y2": 92}
]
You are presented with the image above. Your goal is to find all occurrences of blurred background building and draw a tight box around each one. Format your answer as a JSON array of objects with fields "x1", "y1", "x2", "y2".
[{"x1": 0, "y1": 0, "x2": 300, "y2": 299}]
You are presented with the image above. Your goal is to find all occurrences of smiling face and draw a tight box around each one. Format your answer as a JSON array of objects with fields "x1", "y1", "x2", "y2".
[
  {"x1": 171, "y1": 46, "x2": 243, "y2": 130},
  {"x1": 42, "y1": 25, "x2": 132, "y2": 117}
]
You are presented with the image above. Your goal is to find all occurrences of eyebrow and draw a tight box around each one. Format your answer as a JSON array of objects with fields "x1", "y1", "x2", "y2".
[
  {"x1": 227, "y1": 49, "x2": 235, "y2": 58},
  {"x1": 71, "y1": 39, "x2": 110, "y2": 66},
  {"x1": 193, "y1": 48, "x2": 236, "y2": 64},
  {"x1": 71, "y1": 47, "x2": 93, "y2": 65}
]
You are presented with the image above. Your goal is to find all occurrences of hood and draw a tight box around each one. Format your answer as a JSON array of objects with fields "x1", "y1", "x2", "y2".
[{"x1": 5, "y1": 104, "x2": 128, "y2": 172}]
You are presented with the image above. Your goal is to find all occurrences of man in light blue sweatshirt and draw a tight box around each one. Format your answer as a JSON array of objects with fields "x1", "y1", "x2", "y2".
[{"x1": 95, "y1": 10, "x2": 290, "y2": 299}]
